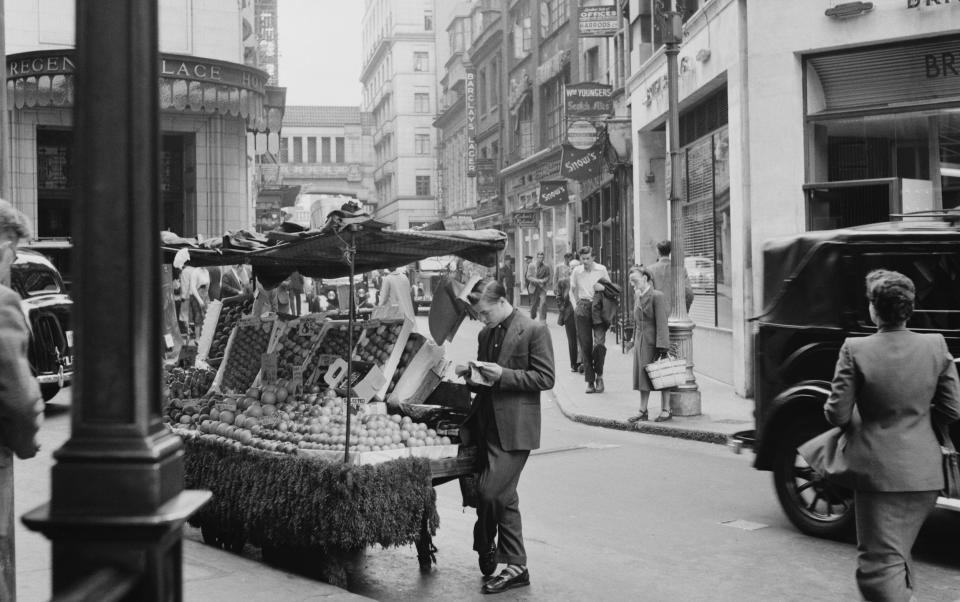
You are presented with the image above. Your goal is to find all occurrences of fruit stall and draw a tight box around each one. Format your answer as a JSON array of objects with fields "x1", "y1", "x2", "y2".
[{"x1": 161, "y1": 215, "x2": 504, "y2": 583}]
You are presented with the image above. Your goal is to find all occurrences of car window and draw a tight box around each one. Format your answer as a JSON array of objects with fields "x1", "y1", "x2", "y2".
[
  {"x1": 15, "y1": 268, "x2": 62, "y2": 296},
  {"x1": 858, "y1": 251, "x2": 960, "y2": 331}
]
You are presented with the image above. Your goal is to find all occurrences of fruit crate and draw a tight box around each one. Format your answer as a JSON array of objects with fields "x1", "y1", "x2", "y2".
[
  {"x1": 387, "y1": 339, "x2": 445, "y2": 406},
  {"x1": 303, "y1": 320, "x2": 365, "y2": 387},
  {"x1": 351, "y1": 318, "x2": 413, "y2": 401},
  {"x1": 197, "y1": 293, "x2": 255, "y2": 367},
  {"x1": 211, "y1": 315, "x2": 279, "y2": 394},
  {"x1": 386, "y1": 333, "x2": 429, "y2": 396},
  {"x1": 266, "y1": 313, "x2": 327, "y2": 382}
]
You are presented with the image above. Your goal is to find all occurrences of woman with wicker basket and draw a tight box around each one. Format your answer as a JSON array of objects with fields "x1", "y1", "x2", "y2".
[{"x1": 627, "y1": 266, "x2": 671, "y2": 423}]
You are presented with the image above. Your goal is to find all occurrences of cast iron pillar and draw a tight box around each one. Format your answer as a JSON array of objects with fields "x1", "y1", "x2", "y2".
[
  {"x1": 22, "y1": 1, "x2": 209, "y2": 600},
  {"x1": 664, "y1": 4, "x2": 701, "y2": 416}
]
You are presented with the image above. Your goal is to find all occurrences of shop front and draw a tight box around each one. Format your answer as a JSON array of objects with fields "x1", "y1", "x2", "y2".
[
  {"x1": 501, "y1": 148, "x2": 574, "y2": 304},
  {"x1": 804, "y1": 33, "x2": 960, "y2": 226},
  {"x1": 7, "y1": 50, "x2": 283, "y2": 239}
]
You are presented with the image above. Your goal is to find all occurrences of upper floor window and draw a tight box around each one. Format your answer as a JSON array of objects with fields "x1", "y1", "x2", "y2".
[
  {"x1": 414, "y1": 51, "x2": 429, "y2": 72},
  {"x1": 322, "y1": 137, "x2": 331, "y2": 163},
  {"x1": 415, "y1": 133, "x2": 431, "y2": 155},
  {"x1": 540, "y1": 0, "x2": 567, "y2": 39},
  {"x1": 307, "y1": 137, "x2": 317, "y2": 163},
  {"x1": 415, "y1": 93, "x2": 430, "y2": 113},
  {"x1": 293, "y1": 137, "x2": 303, "y2": 163},
  {"x1": 336, "y1": 137, "x2": 345, "y2": 163},
  {"x1": 416, "y1": 175, "x2": 431, "y2": 196},
  {"x1": 511, "y1": 5, "x2": 533, "y2": 59},
  {"x1": 279, "y1": 137, "x2": 289, "y2": 163},
  {"x1": 424, "y1": 10, "x2": 433, "y2": 31}
]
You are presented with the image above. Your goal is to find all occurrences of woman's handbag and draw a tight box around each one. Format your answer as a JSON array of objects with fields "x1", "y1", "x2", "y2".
[
  {"x1": 644, "y1": 354, "x2": 687, "y2": 390},
  {"x1": 934, "y1": 422, "x2": 960, "y2": 498},
  {"x1": 798, "y1": 427, "x2": 857, "y2": 489}
]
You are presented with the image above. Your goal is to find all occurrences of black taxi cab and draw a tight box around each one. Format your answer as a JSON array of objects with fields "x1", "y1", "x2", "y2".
[
  {"x1": 740, "y1": 214, "x2": 960, "y2": 538},
  {"x1": 10, "y1": 249, "x2": 73, "y2": 400}
]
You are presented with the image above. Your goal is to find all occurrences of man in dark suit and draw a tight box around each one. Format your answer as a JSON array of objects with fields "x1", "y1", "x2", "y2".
[
  {"x1": 647, "y1": 240, "x2": 693, "y2": 314},
  {"x1": 0, "y1": 200, "x2": 46, "y2": 512},
  {"x1": 457, "y1": 278, "x2": 554, "y2": 594}
]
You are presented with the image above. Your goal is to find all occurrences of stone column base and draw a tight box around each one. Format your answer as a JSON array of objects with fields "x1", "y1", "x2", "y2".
[{"x1": 669, "y1": 389, "x2": 702, "y2": 417}]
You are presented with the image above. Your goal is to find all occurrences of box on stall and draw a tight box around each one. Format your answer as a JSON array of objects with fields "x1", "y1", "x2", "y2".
[
  {"x1": 352, "y1": 318, "x2": 414, "y2": 401},
  {"x1": 386, "y1": 339, "x2": 445, "y2": 406},
  {"x1": 210, "y1": 315, "x2": 280, "y2": 394},
  {"x1": 323, "y1": 358, "x2": 387, "y2": 401}
]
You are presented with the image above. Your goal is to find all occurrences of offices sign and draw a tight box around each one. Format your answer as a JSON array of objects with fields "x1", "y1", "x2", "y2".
[{"x1": 578, "y1": 6, "x2": 618, "y2": 37}]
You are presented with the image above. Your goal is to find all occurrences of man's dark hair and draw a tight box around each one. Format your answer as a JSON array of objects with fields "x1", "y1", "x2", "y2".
[
  {"x1": 466, "y1": 278, "x2": 506, "y2": 305},
  {"x1": 578, "y1": 245, "x2": 593, "y2": 257},
  {"x1": 563, "y1": 252, "x2": 573, "y2": 261},
  {"x1": 656, "y1": 240, "x2": 672, "y2": 257},
  {"x1": 866, "y1": 269, "x2": 915, "y2": 325}
]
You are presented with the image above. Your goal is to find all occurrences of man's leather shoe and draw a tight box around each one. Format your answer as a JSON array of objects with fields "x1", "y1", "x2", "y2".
[
  {"x1": 585, "y1": 382, "x2": 597, "y2": 394},
  {"x1": 482, "y1": 568, "x2": 530, "y2": 594},
  {"x1": 478, "y1": 544, "x2": 497, "y2": 576},
  {"x1": 595, "y1": 376, "x2": 604, "y2": 393}
]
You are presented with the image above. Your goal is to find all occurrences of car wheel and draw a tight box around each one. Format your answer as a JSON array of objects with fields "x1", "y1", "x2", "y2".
[
  {"x1": 773, "y1": 424, "x2": 855, "y2": 540},
  {"x1": 40, "y1": 383, "x2": 60, "y2": 402}
]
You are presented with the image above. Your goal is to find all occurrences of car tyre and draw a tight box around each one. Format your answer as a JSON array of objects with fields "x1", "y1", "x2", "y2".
[{"x1": 773, "y1": 423, "x2": 855, "y2": 540}]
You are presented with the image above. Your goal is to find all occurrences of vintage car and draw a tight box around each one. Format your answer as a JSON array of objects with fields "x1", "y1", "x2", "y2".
[
  {"x1": 736, "y1": 215, "x2": 960, "y2": 539},
  {"x1": 412, "y1": 256, "x2": 455, "y2": 313},
  {"x1": 10, "y1": 249, "x2": 73, "y2": 401}
]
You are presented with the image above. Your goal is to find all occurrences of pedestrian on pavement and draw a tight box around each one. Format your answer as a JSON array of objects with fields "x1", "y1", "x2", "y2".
[
  {"x1": 251, "y1": 275, "x2": 278, "y2": 318},
  {"x1": 499, "y1": 255, "x2": 515, "y2": 305},
  {"x1": 627, "y1": 267, "x2": 671, "y2": 423},
  {"x1": 287, "y1": 271, "x2": 304, "y2": 316},
  {"x1": 525, "y1": 251, "x2": 551, "y2": 323},
  {"x1": 456, "y1": 278, "x2": 554, "y2": 595},
  {"x1": 0, "y1": 198, "x2": 46, "y2": 513},
  {"x1": 818, "y1": 269, "x2": 960, "y2": 601},
  {"x1": 569, "y1": 246, "x2": 611, "y2": 393},
  {"x1": 647, "y1": 240, "x2": 694, "y2": 313},
  {"x1": 555, "y1": 252, "x2": 573, "y2": 284},
  {"x1": 556, "y1": 258, "x2": 580, "y2": 372},
  {"x1": 379, "y1": 266, "x2": 418, "y2": 326}
]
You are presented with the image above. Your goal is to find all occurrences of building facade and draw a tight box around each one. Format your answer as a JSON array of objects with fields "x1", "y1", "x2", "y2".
[
  {"x1": 6, "y1": 0, "x2": 283, "y2": 239},
  {"x1": 627, "y1": 0, "x2": 960, "y2": 393},
  {"x1": 361, "y1": 0, "x2": 438, "y2": 229}
]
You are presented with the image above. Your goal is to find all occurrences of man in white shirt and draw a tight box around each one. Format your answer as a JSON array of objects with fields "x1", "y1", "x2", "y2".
[{"x1": 568, "y1": 245, "x2": 610, "y2": 393}]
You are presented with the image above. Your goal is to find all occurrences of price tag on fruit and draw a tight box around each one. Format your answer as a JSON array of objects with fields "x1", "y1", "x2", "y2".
[
  {"x1": 290, "y1": 366, "x2": 305, "y2": 395},
  {"x1": 216, "y1": 400, "x2": 238, "y2": 412},
  {"x1": 349, "y1": 397, "x2": 366, "y2": 410},
  {"x1": 317, "y1": 354, "x2": 340, "y2": 366},
  {"x1": 298, "y1": 320, "x2": 320, "y2": 337},
  {"x1": 260, "y1": 416, "x2": 280, "y2": 428},
  {"x1": 260, "y1": 352, "x2": 278, "y2": 383}
]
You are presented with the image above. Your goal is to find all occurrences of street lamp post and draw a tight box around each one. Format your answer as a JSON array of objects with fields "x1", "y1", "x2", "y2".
[{"x1": 663, "y1": 2, "x2": 701, "y2": 415}]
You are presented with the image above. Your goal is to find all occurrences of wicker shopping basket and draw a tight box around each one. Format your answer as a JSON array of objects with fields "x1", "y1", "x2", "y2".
[{"x1": 644, "y1": 355, "x2": 687, "y2": 390}]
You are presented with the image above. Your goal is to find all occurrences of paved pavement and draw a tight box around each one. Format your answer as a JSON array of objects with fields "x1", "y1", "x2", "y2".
[{"x1": 537, "y1": 314, "x2": 756, "y2": 445}]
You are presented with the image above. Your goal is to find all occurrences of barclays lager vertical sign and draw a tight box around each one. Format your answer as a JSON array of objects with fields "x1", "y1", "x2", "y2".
[{"x1": 465, "y1": 66, "x2": 478, "y2": 177}]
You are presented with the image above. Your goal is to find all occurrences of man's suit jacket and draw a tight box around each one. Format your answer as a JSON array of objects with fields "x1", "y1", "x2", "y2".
[
  {"x1": 468, "y1": 312, "x2": 555, "y2": 451},
  {"x1": 824, "y1": 329, "x2": 960, "y2": 492},
  {"x1": 0, "y1": 285, "x2": 41, "y2": 458},
  {"x1": 648, "y1": 257, "x2": 693, "y2": 313}
]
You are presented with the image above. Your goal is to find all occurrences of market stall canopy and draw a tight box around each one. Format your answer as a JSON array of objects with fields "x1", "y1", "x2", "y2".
[{"x1": 162, "y1": 216, "x2": 507, "y2": 288}]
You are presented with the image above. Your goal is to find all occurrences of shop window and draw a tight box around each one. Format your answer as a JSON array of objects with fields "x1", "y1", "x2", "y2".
[
  {"x1": 322, "y1": 137, "x2": 331, "y2": 163},
  {"x1": 336, "y1": 137, "x2": 345, "y2": 163},
  {"x1": 416, "y1": 175, "x2": 431, "y2": 196},
  {"x1": 293, "y1": 137, "x2": 303, "y2": 163},
  {"x1": 36, "y1": 128, "x2": 72, "y2": 238},
  {"x1": 307, "y1": 137, "x2": 317, "y2": 163},
  {"x1": 414, "y1": 51, "x2": 429, "y2": 72}
]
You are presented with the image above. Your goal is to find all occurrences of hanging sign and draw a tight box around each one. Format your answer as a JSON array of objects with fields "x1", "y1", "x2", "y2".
[
  {"x1": 476, "y1": 158, "x2": 498, "y2": 198},
  {"x1": 578, "y1": 5, "x2": 618, "y2": 37},
  {"x1": 513, "y1": 210, "x2": 540, "y2": 228},
  {"x1": 566, "y1": 120, "x2": 599, "y2": 150},
  {"x1": 565, "y1": 83, "x2": 613, "y2": 118},
  {"x1": 539, "y1": 180, "x2": 569, "y2": 207},
  {"x1": 560, "y1": 144, "x2": 604, "y2": 181},
  {"x1": 465, "y1": 67, "x2": 478, "y2": 176}
]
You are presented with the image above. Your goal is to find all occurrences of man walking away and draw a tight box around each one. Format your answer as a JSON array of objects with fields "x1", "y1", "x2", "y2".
[
  {"x1": 556, "y1": 257, "x2": 580, "y2": 372},
  {"x1": 569, "y1": 246, "x2": 611, "y2": 393},
  {"x1": 456, "y1": 279, "x2": 554, "y2": 595},
  {"x1": 647, "y1": 240, "x2": 693, "y2": 313},
  {"x1": 525, "y1": 251, "x2": 551, "y2": 323},
  {"x1": 0, "y1": 200, "x2": 46, "y2": 601},
  {"x1": 499, "y1": 255, "x2": 515, "y2": 305}
]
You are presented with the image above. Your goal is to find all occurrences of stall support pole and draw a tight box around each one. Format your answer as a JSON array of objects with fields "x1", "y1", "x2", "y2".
[{"x1": 343, "y1": 225, "x2": 358, "y2": 463}]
